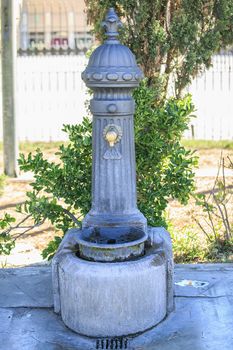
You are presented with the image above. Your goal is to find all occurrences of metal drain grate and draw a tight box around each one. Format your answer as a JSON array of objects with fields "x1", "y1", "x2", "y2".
[{"x1": 96, "y1": 338, "x2": 128, "y2": 349}]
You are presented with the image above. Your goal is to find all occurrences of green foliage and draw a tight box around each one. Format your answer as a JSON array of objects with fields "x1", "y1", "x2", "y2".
[
  {"x1": 134, "y1": 82, "x2": 198, "y2": 226},
  {"x1": 2, "y1": 1, "x2": 218, "y2": 260},
  {"x1": 0, "y1": 86, "x2": 197, "y2": 260},
  {"x1": 18, "y1": 118, "x2": 92, "y2": 224},
  {"x1": 42, "y1": 236, "x2": 63, "y2": 261},
  {"x1": 0, "y1": 214, "x2": 16, "y2": 255},
  {"x1": 85, "y1": 0, "x2": 233, "y2": 99},
  {"x1": 16, "y1": 118, "x2": 93, "y2": 259},
  {"x1": 169, "y1": 223, "x2": 207, "y2": 263},
  {"x1": 170, "y1": 222, "x2": 233, "y2": 264},
  {"x1": 82, "y1": 0, "x2": 233, "y2": 263},
  {"x1": 5, "y1": 83, "x2": 196, "y2": 259}
]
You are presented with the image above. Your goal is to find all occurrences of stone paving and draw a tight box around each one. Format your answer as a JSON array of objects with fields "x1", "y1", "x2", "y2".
[{"x1": 0, "y1": 263, "x2": 233, "y2": 350}]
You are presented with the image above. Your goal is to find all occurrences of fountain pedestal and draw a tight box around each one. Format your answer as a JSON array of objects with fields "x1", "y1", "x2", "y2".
[
  {"x1": 52, "y1": 8, "x2": 174, "y2": 339},
  {"x1": 52, "y1": 227, "x2": 173, "y2": 337}
]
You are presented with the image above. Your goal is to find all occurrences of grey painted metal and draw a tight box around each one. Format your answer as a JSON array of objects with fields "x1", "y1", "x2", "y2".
[
  {"x1": 81, "y1": 8, "x2": 146, "y2": 231},
  {"x1": 1, "y1": 0, "x2": 18, "y2": 177}
]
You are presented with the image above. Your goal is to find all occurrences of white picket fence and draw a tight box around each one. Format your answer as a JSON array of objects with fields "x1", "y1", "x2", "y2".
[
  {"x1": 0, "y1": 53, "x2": 233, "y2": 141},
  {"x1": 184, "y1": 54, "x2": 233, "y2": 140},
  {"x1": 16, "y1": 54, "x2": 89, "y2": 141}
]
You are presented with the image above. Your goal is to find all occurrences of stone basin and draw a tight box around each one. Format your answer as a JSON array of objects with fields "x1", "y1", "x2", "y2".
[{"x1": 76, "y1": 226, "x2": 147, "y2": 262}]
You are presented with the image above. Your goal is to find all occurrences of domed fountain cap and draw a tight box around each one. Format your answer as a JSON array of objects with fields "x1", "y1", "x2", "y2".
[{"x1": 82, "y1": 8, "x2": 144, "y2": 88}]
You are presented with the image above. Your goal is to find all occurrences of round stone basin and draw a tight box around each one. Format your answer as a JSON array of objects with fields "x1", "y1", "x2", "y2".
[{"x1": 76, "y1": 226, "x2": 147, "y2": 262}]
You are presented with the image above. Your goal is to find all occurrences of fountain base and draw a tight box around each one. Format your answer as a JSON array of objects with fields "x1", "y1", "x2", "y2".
[{"x1": 52, "y1": 227, "x2": 174, "y2": 337}]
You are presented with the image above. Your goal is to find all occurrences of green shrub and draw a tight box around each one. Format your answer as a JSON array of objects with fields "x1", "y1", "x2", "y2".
[
  {"x1": 0, "y1": 213, "x2": 16, "y2": 255},
  {"x1": 0, "y1": 83, "x2": 197, "y2": 259},
  {"x1": 134, "y1": 82, "x2": 198, "y2": 226},
  {"x1": 169, "y1": 224, "x2": 207, "y2": 263},
  {"x1": 85, "y1": 0, "x2": 233, "y2": 99}
]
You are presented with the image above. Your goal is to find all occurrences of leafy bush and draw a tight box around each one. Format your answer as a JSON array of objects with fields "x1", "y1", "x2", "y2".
[
  {"x1": 0, "y1": 83, "x2": 197, "y2": 259},
  {"x1": 2, "y1": 1, "x2": 232, "y2": 262},
  {"x1": 134, "y1": 82, "x2": 197, "y2": 226},
  {"x1": 0, "y1": 214, "x2": 16, "y2": 255},
  {"x1": 169, "y1": 223, "x2": 207, "y2": 263},
  {"x1": 169, "y1": 219, "x2": 232, "y2": 264},
  {"x1": 85, "y1": 0, "x2": 233, "y2": 99}
]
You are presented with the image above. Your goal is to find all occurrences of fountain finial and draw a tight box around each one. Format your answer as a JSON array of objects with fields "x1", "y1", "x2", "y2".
[{"x1": 102, "y1": 8, "x2": 123, "y2": 40}]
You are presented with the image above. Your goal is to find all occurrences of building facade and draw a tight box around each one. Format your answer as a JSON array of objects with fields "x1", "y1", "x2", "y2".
[{"x1": 18, "y1": 0, "x2": 93, "y2": 54}]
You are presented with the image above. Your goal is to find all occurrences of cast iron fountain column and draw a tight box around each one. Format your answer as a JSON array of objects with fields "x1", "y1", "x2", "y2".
[{"x1": 82, "y1": 8, "x2": 146, "y2": 231}]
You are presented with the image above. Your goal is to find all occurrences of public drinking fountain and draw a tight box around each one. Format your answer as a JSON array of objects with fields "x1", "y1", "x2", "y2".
[{"x1": 52, "y1": 8, "x2": 174, "y2": 341}]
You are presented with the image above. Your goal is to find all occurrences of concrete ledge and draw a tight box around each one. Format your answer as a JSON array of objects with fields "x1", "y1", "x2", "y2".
[
  {"x1": 0, "y1": 265, "x2": 53, "y2": 308},
  {"x1": 0, "y1": 263, "x2": 232, "y2": 350}
]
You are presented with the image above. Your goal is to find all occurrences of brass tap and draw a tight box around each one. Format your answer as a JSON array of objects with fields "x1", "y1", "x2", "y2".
[
  {"x1": 105, "y1": 130, "x2": 118, "y2": 147},
  {"x1": 103, "y1": 124, "x2": 122, "y2": 148}
]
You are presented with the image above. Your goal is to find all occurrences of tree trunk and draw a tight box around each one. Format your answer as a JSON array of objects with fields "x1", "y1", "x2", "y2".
[{"x1": 1, "y1": 0, "x2": 18, "y2": 177}]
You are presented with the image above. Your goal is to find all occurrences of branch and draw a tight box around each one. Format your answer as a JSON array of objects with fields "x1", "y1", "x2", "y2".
[
  {"x1": 221, "y1": 202, "x2": 232, "y2": 240},
  {"x1": 12, "y1": 219, "x2": 46, "y2": 241},
  {"x1": 227, "y1": 156, "x2": 233, "y2": 169},
  {"x1": 62, "y1": 208, "x2": 82, "y2": 227},
  {"x1": 213, "y1": 194, "x2": 231, "y2": 241},
  {"x1": 207, "y1": 152, "x2": 222, "y2": 201},
  {"x1": 193, "y1": 216, "x2": 212, "y2": 242},
  {"x1": 2, "y1": 214, "x2": 32, "y2": 236},
  {"x1": 205, "y1": 199, "x2": 217, "y2": 240},
  {"x1": 1, "y1": 204, "x2": 82, "y2": 246}
]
